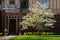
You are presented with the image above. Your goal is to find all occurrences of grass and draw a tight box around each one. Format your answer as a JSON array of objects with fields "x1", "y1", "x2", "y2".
[{"x1": 9, "y1": 35, "x2": 60, "y2": 40}]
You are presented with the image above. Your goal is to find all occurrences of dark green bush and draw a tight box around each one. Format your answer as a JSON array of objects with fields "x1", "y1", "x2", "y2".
[
  {"x1": 20, "y1": 32, "x2": 54, "y2": 35},
  {"x1": 41, "y1": 32, "x2": 54, "y2": 35},
  {"x1": 0, "y1": 33, "x2": 2, "y2": 36},
  {"x1": 54, "y1": 32, "x2": 60, "y2": 35},
  {"x1": 24, "y1": 32, "x2": 32, "y2": 35}
]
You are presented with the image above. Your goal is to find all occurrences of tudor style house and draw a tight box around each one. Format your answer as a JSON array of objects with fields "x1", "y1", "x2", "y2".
[{"x1": 0, "y1": 0, "x2": 60, "y2": 35}]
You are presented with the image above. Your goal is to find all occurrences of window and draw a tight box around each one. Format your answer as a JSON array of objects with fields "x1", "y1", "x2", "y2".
[
  {"x1": 9, "y1": 0, "x2": 15, "y2": 9},
  {"x1": 20, "y1": 0, "x2": 28, "y2": 9},
  {"x1": 40, "y1": 0, "x2": 50, "y2": 8},
  {"x1": 7, "y1": 0, "x2": 15, "y2": 12}
]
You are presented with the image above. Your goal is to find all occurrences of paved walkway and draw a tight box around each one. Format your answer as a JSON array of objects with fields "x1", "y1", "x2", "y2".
[{"x1": 0, "y1": 35, "x2": 15, "y2": 40}]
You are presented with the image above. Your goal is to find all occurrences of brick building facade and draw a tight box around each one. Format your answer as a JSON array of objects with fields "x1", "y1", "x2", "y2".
[{"x1": 0, "y1": 0, "x2": 60, "y2": 35}]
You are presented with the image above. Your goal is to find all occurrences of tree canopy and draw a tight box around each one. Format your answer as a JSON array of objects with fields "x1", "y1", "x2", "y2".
[{"x1": 20, "y1": 2, "x2": 55, "y2": 31}]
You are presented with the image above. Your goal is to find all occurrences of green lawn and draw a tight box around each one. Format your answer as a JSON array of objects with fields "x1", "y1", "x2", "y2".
[{"x1": 9, "y1": 35, "x2": 60, "y2": 40}]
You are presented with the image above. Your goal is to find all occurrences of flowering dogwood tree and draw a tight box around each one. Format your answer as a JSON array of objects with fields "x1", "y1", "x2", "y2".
[{"x1": 20, "y1": 2, "x2": 55, "y2": 31}]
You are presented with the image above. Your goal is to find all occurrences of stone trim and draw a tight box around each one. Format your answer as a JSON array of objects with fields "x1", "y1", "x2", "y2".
[{"x1": 5, "y1": 16, "x2": 19, "y2": 34}]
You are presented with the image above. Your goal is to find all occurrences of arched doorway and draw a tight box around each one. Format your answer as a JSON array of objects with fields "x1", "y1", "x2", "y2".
[{"x1": 9, "y1": 19, "x2": 16, "y2": 35}]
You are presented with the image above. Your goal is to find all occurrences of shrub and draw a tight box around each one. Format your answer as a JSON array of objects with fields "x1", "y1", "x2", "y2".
[
  {"x1": 24, "y1": 32, "x2": 27, "y2": 35},
  {"x1": 0, "y1": 33, "x2": 2, "y2": 36},
  {"x1": 27, "y1": 32, "x2": 32, "y2": 35},
  {"x1": 41, "y1": 32, "x2": 54, "y2": 35},
  {"x1": 4, "y1": 28, "x2": 8, "y2": 33},
  {"x1": 24, "y1": 32, "x2": 33, "y2": 35}
]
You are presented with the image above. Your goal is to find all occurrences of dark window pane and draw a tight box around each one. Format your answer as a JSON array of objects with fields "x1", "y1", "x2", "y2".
[
  {"x1": 20, "y1": 0, "x2": 28, "y2": 9},
  {"x1": 9, "y1": 0, "x2": 15, "y2": 4}
]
